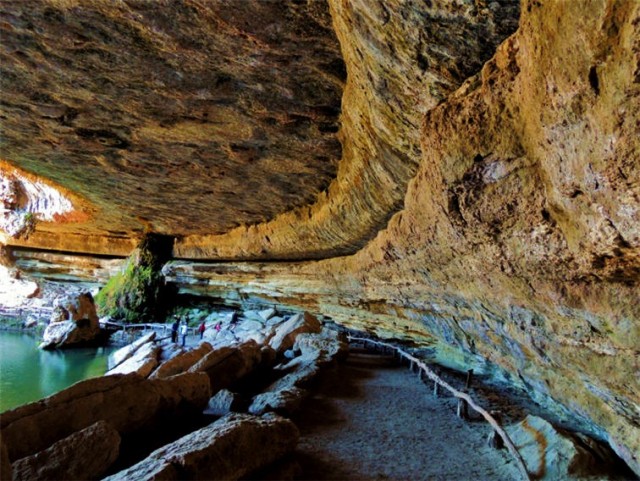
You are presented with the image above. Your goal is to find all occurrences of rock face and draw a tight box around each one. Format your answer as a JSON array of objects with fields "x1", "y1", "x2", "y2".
[
  {"x1": 269, "y1": 312, "x2": 322, "y2": 355},
  {"x1": 1, "y1": 373, "x2": 211, "y2": 463},
  {"x1": 0, "y1": 1, "x2": 344, "y2": 245},
  {"x1": 40, "y1": 292, "x2": 103, "y2": 349},
  {"x1": 507, "y1": 415, "x2": 626, "y2": 480},
  {"x1": 108, "y1": 332, "x2": 156, "y2": 370},
  {"x1": 2, "y1": 0, "x2": 639, "y2": 476},
  {"x1": 11, "y1": 420, "x2": 120, "y2": 481},
  {"x1": 104, "y1": 413, "x2": 299, "y2": 481},
  {"x1": 250, "y1": 326, "x2": 347, "y2": 416},
  {"x1": 106, "y1": 341, "x2": 160, "y2": 377},
  {"x1": 188, "y1": 340, "x2": 265, "y2": 393},
  {"x1": 150, "y1": 341, "x2": 212, "y2": 380}
]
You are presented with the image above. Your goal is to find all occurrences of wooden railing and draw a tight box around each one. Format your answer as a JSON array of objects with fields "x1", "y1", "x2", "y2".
[{"x1": 348, "y1": 336, "x2": 531, "y2": 481}]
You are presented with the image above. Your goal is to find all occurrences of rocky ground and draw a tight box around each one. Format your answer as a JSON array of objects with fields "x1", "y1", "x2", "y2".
[
  {"x1": 294, "y1": 348, "x2": 521, "y2": 481},
  {"x1": 2, "y1": 286, "x2": 636, "y2": 480}
]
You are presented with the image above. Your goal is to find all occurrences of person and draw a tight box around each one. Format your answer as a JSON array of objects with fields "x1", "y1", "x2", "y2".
[
  {"x1": 198, "y1": 321, "x2": 206, "y2": 339},
  {"x1": 171, "y1": 318, "x2": 179, "y2": 343},
  {"x1": 180, "y1": 320, "x2": 188, "y2": 347},
  {"x1": 213, "y1": 321, "x2": 222, "y2": 339}
]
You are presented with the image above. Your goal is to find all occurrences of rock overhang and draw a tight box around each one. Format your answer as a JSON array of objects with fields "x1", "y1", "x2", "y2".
[
  {"x1": 0, "y1": 0, "x2": 520, "y2": 259},
  {"x1": 3, "y1": 0, "x2": 640, "y2": 476}
]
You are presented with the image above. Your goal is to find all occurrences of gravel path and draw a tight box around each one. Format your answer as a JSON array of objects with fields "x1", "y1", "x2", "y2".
[{"x1": 294, "y1": 349, "x2": 521, "y2": 481}]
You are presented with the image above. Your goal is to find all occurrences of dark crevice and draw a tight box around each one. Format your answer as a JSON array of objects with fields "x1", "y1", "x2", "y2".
[{"x1": 588, "y1": 66, "x2": 600, "y2": 95}]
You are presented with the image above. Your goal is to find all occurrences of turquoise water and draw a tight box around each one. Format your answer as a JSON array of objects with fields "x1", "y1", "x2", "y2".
[{"x1": 0, "y1": 330, "x2": 116, "y2": 412}]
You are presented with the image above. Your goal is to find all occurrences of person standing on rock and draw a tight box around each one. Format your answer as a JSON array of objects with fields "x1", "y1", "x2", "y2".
[
  {"x1": 171, "y1": 318, "x2": 179, "y2": 343},
  {"x1": 180, "y1": 320, "x2": 188, "y2": 347},
  {"x1": 198, "y1": 321, "x2": 206, "y2": 339}
]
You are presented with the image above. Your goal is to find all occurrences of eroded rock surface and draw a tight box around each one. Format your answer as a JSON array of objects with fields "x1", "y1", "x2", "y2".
[
  {"x1": 108, "y1": 332, "x2": 156, "y2": 370},
  {"x1": 0, "y1": 0, "x2": 343, "y2": 244},
  {"x1": 1, "y1": 0, "x2": 639, "y2": 476},
  {"x1": 11, "y1": 420, "x2": 120, "y2": 481},
  {"x1": 189, "y1": 340, "x2": 265, "y2": 393},
  {"x1": 104, "y1": 413, "x2": 299, "y2": 481},
  {"x1": 269, "y1": 312, "x2": 322, "y2": 355},
  {"x1": 1, "y1": 373, "x2": 210, "y2": 462},
  {"x1": 162, "y1": 3, "x2": 640, "y2": 474},
  {"x1": 40, "y1": 292, "x2": 103, "y2": 349},
  {"x1": 507, "y1": 415, "x2": 627, "y2": 480},
  {"x1": 150, "y1": 341, "x2": 212, "y2": 380}
]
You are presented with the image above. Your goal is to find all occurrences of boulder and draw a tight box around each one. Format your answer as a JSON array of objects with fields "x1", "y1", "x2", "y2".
[
  {"x1": 247, "y1": 353, "x2": 321, "y2": 418},
  {"x1": 12, "y1": 420, "x2": 120, "y2": 481},
  {"x1": 158, "y1": 341, "x2": 185, "y2": 362},
  {"x1": 204, "y1": 389, "x2": 243, "y2": 417},
  {"x1": 23, "y1": 317, "x2": 38, "y2": 329},
  {"x1": 271, "y1": 357, "x2": 321, "y2": 390},
  {"x1": 40, "y1": 292, "x2": 103, "y2": 349},
  {"x1": 242, "y1": 331, "x2": 268, "y2": 346},
  {"x1": 293, "y1": 327, "x2": 349, "y2": 365},
  {"x1": 223, "y1": 311, "x2": 238, "y2": 324},
  {"x1": 266, "y1": 316, "x2": 285, "y2": 327},
  {"x1": 236, "y1": 319, "x2": 263, "y2": 332},
  {"x1": 188, "y1": 340, "x2": 264, "y2": 393},
  {"x1": 209, "y1": 329, "x2": 238, "y2": 346},
  {"x1": 106, "y1": 342, "x2": 160, "y2": 377},
  {"x1": 268, "y1": 312, "x2": 321, "y2": 355},
  {"x1": 248, "y1": 387, "x2": 308, "y2": 416},
  {"x1": 258, "y1": 308, "x2": 277, "y2": 321},
  {"x1": 104, "y1": 413, "x2": 299, "y2": 481},
  {"x1": 507, "y1": 415, "x2": 624, "y2": 480},
  {"x1": 243, "y1": 310, "x2": 263, "y2": 321},
  {"x1": 1, "y1": 372, "x2": 211, "y2": 462},
  {"x1": 150, "y1": 342, "x2": 213, "y2": 379},
  {"x1": 108, "y1": 332, "x2": 156, "y2": 370}
]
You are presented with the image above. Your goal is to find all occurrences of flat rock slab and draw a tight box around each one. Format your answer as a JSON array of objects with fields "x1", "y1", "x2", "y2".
[
  {"x1": 104, "y1": 413, "x2": 299, "y2": 481},
  {"x1": 189, "y1": 340, "x2": 263, "y2": 392},
  {"x1": 106, "y1": 342, "x2": 160, "y2": 377},
  {"x1": 108, "y1": 332, "x2": 156, "y2": 370},
  {"x1": 269, "y1": 312, "x2": 321, "y2": 355},
  {"x1": 12, "y1": 420, "x2": 120, "y2": 481},
  {"x1": 150, "y1": 342, "x2": 212, "y2": 379},
  {"x1": 1, "y1": 373, "x2": 211, "y2": 462}
]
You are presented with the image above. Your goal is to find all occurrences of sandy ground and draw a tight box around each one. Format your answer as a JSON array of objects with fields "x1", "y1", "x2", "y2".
[{"x1": 294, "y1": 348, "x2": 521, "y2": 481}]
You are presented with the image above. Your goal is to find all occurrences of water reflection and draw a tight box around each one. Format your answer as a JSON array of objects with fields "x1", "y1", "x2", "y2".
[{"x1": 0, "y1": 331, "x2": 115, "y2": 412}]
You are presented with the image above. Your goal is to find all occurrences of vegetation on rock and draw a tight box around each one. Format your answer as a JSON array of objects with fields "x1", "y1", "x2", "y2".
[{"x1": 95, "y1": 234, "x2": 175, "y2": 323}]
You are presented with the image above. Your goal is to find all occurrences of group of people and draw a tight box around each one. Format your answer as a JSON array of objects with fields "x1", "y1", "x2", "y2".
[
  {"x1": 170, "y1": 316, "x2": 223, "y2": 346},
  {"x1": 170, "y1": 318, "x2": 189, "y2": 346}
]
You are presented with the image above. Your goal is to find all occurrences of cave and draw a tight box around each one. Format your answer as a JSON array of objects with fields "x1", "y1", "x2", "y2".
[{"x1": 1, "y1": 0, "x2": 639, "y2": 480}]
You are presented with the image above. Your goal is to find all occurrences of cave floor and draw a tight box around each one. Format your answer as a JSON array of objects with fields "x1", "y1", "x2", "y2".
[{"x1": 293, "y1": 349, "x2": 520, "y2": 481}]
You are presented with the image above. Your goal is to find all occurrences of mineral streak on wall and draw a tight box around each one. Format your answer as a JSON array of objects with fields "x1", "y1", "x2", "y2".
[{"x1": 1, "y1": 0, "x2": 639, "y2": 475}]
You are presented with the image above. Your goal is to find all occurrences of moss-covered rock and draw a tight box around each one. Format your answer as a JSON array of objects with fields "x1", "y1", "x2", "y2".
[{"x1": 95, "y1": 234, "x2": 174, "y2": 323}]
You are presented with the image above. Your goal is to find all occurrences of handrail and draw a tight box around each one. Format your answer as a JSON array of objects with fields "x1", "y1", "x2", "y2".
[
  {"x1": 99, "y1": 320, "x2": 199, "y2": 336},
  {"x1": 0, "y1": 306, "x2": 53, "y2": 319},
  {"x1": 348, "y1": 336, "x2": 531, "y2": 481}
]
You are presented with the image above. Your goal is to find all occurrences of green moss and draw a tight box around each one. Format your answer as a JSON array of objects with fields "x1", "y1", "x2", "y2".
[{"x1": 95, "y1": 234, "x2": 175, "y2": 323}]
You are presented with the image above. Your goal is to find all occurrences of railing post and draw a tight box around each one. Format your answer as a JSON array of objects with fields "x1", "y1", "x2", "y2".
[
  {"x1": 457, "y1": 369, "x2": 473, "y2": 420},
  {"x1": 433, "y1": 367, "x2": 440, "y2": 397}
]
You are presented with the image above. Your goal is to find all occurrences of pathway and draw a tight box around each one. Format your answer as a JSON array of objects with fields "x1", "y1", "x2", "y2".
[{"x1": 294, "y1": 348, "x2": 521, "y2": 481}]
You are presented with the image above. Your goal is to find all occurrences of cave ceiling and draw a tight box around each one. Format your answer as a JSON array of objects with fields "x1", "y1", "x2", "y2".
[{"x1": 0, "y1": 0, "x2": 519, "y2": 258}]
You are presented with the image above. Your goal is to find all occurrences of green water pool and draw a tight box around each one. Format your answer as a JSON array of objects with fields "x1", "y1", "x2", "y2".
[{"x1": 0, "y1": 330, "x2": 116, "y2": 412}]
